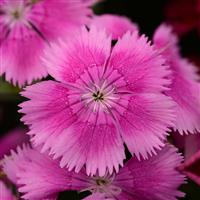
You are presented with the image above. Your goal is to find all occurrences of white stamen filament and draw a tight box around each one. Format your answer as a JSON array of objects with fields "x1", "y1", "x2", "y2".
[
  {"x1": 80, "y1": 173, "x2": 121, "y2": 198},
  {"x1": 81, "y1": 80, "x2": 120, "y2": 113}
]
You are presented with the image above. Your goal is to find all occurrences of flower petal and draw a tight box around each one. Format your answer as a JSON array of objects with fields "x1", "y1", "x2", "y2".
[
  {"x1": 108, "y1": 31, "x2": 171, "y2": 94},
  {"x1": 43, "y1": 26, "x2": 111, "y2": 83},
  {"x1": 89, "y1": 14, "x2": 138, "y2": 40},
  {"x1": 1, "y1": 34, "x2": 47, "y2": 86},
  {"x1": 167, "y1": 69, "x2": 200, "y2": 134},
  {"x1": 114, "y1": 145, "x2": 185, "y2": 200},
  {"x1": 39, "y1": 0, "x2": 92, "y2": 40},
  {"x1": 153, "y1": 24, "x2": 200, "y2": 134},
  {"x1": 51, "y1": 121, "x2": 125, "y2": 176},
  {"x1": 2, "y1": 144, "x2": 89, "y2": 200},
  {"x1": 2, "y1": 144, "x2": 30, "y2": 185},
  {"x1": 118, "y1": 93, "x2": 175, "y2": 159}
]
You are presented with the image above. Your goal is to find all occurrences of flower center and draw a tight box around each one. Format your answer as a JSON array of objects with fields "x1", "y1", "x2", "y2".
[
  {"x1": 92, "y1": 91, "x2": 104, "y2": 102},
  {"x1": 0, "y1": 0, "x2": 45, "y2": 40},
  {"x1": 69, "y1": 66, "x2": 130, "y2": 118},
  {"x1": 12, "y1": 10, "x2": 21, "y2": 19},
  {"x1": 81, "y1": 80, "x2": 119, "y2": 113},
  {"x1": 96, "y1": 178, "x2": 109, "y2": 186},
  {"x1": 80, "y1": 173, "x2": 122, "y2": 198}
]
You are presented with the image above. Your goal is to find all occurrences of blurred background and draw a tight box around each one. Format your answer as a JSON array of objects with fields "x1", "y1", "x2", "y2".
[{"x1": 0, "y1": 0, "x2": 200, "y2": 199}]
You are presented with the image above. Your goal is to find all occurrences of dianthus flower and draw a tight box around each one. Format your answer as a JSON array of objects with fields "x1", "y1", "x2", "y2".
[
  {"x1": 0, "y1": 0, "x2": 91, "y2": 86},
  {"x1": 89, "y1": 14, "x2": 138, "y2": 40},
  {"x1": 20, "y1": 26, "x2": 175, "y2": 176},
  {"x1": 2, "y1": 144, "x2": 185, "y2": 200},
  {"x1": 153, "y1": 24, "x2": 200, "y2": 134}
]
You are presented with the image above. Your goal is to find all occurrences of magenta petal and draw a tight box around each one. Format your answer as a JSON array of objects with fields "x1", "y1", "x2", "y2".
[
  {"x1": 114, "y1": 145, "x2": 185, "y2": 200},
  {"x1": 51, "y1": 122, "x2": 125, "y2": 176},
  {"x1": 2, "y1": 144, "x2": 30, "y2": 185},
  {"x1": 1, "y1": 34, "x2": 47, "y2": 86},
  {"x1": 109, "y1": 31, "x2": 172, "y2": 94},
  {"x1": 119, "y1": 94, "x2": 175, "y2": 159},
  {"x1": 43, "y1": 26, "x2": 111, "y2": 83},
  {"x1": 154, "y1": 24, "x2": 200, "y2": 134},
  {"x1": 2, "y1": 144, "x2": 89, "y2": 200},
  {"x1": 168, "y1": 72, "x2": 200, "y2": 134},
  {"x1": 178, "y1": 150, "x2": 200, "y2": 185},
  {"x1": 0, "y1": 181, "x2": 15, "y2": 200},
  {"x1": 90, "y1": 14, "x2": 138, "y2": 40},
  {"x1": 39, "y1": 0, "x2": 91, "y2": 40}
]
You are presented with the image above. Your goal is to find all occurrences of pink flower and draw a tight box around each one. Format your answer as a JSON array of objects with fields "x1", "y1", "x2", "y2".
[
  {"x1": 2, "y1": 144, "x2": 185, "y2": 200},
  {"x1": 0, "y1": 0, "x2": 91, "y2": 86},
  {"x1": 20, "y1": 27, "x2": 175, "y2": 176},
  {"x1": 89, "y1": 14, "x2": 138, "y2": 40},
  {"x1": 0, "y1": 128, "x2": 29, "y2": 159},
  {"x1": 0, "y1": 181, "x2": 15, "y2": 200},
  {"x1": 153, "y1": 24, "x2": 200, "y2": 134}
]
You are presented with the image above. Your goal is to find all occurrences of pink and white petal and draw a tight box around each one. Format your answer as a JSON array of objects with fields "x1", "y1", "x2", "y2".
[
  {"x1": 2, "y1": 144, "x2": 30, "y2": 185},
  {"x1": 1, "y1": 33, "x2": 47, "y2": 87},
  {"x1": 43, "y1": 26, "x2": 111, "y2": 83},
  {"x1": 153, "y1": 24, "x2": 200, "y2": 134},
  {"x1": 167, "y1": 69, "x2": 200, "y2": 134},
  {"x1": 39, "y1": 0, "x2": 92, "y2": 41},
  {"x1": 0, "y1": 181, "x2": 16, "y2": 200},
  {"x1": 177, "y1": 59, "x2": 200, "y2": 82},
  {"x1": 50, "y1": 120, "x2": 125, "y2": 176},
  {"x1": 19, "y1": 80, "x2": 78, "y2": 150},
  {"x1": 153, "y1": 24, "x2": 179, "y2": 59},
  {"x1": 114, "y1": 145, "x2": 185, "y2": 200},
  {"x1": 89, "y1": 14, "x2": 138, "y2": 40},
  {"x1": 17, "y1": 148, "x2": 88, "y2": 200},
  {"x1": 109, "y1": 32, "x2": 171, "y2": 94},
  {"x1": 117, "y1": 93, "x2": 175, "y2": 159},
  {"x1": 153, "y1": 24, "x2": 200, "y2": 81},
  {"x1": 178, "y1": 150, "x2": 200, "y2": 185},
  {"x1": 2, "y1": 144, "x2": 89, "y2": 200}
]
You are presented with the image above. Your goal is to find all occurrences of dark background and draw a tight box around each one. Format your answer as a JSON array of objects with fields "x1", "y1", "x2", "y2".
[{"x1": 0, "y1": 0, "x2": 200, "y2": 199}]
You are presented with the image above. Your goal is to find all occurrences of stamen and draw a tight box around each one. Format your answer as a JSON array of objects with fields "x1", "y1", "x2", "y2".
[
  {"x1": 81, "y1": 173, "x2": 121, "y2": 198},
  {"x1": 12, "y1": 10, "x2": 21, "y2": 19}
]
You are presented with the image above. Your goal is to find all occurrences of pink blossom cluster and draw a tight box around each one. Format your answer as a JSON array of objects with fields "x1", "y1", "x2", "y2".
[{"x1": 0, "y1": 0, "x2": 200, "y2": 200}]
